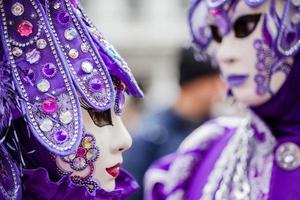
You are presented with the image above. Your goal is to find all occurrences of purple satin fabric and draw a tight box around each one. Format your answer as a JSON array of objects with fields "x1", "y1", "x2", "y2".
[{"x1": 22, "y1": 168, "x2": 138, "y2": 200}]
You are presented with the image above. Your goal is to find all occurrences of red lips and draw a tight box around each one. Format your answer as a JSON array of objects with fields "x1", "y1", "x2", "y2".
[{"x1": 106, "y1": 163, "x2": 121, "y2": 178}]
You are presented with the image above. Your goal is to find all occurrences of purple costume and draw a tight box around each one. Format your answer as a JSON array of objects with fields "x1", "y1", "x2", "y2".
[
  {"x1": 145, "y1": 0, "x2": 300, "y2": 199},
  {"x1": 0, "y1": 0, "x2": 143, "y2": 199}
]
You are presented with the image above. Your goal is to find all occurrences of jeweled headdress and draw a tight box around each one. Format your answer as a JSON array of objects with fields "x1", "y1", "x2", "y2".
[
  {"x1": 0, "y1": 0, "x2": 143, "y2": 157},
  {"x1": 189, "y1": 0, "x2": 300, "y2": 57}
]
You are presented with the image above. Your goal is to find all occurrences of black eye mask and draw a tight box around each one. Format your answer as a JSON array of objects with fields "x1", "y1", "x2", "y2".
[
  {"x1": 79, "y1": 97, "x2": 113, "y2": 127},
  {"x1": 210, "y1": 13, "x2": 262, "y2": 43}
]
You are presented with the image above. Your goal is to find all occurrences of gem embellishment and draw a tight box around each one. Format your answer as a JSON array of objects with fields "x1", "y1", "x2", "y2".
[
  {"x1": 23, "y1": 69, "x2": 35, "y2": 85},
  {"x1": 81, "y1": 61, "x2": 93, "y2": 74},
  {"x1": 80, "y1": 43, "x2": 90, "y2": 53},
  {"x1": 64, "y1": 27, "x2": 77, "y2": 41},
  {"x1": 37, "y1": 79, "x2": 51, "y2": 93},
  {"x1": 59, "y1": 111, "x2": 73, "y2": 124},
  {"x1": 58, "y1": 12, "x2": 70, "y2": 25},
  {"x1": 17, "y1": 20, "x2": 33, "y2": 37},
  {"x1": 12, "y1": 47, "x2": 23, "y2": 57},
  {"x1": 275, "y1": 142, "x2": 300, "y2": 171},
  {"x1": 42, "y1": 63, "x2": 57, "y2": 78},
  {"x1": 88, "y1": 78, "x2": 103, "y2": 92},
  {"x1": 41, "y1": 98, "x2": 58, "y2": 114},
  {"x1": 26, "y1": 49, "x2": 41, "y2": 64},
  {"x1": 54, "y1": 130, "x2": 69, "y2": 143},
  {"x1": 68, "y1": 49, "x2": 79, "y2": 59},
  {"x1": 60, "y1": 133, "x2": 99, "y2": 171},
  {"x1": 36, "y1": 39, "x2": 47, "y2": 49},
  {"x1": 40, "y1": 119, "x2": 54, "y2": 132},
  {"x1": 11, "y1": 2, "x2": 24, "y2": 16},
  {"x1": 54, "y1": 2, "x2": 61, "y2": 10}
]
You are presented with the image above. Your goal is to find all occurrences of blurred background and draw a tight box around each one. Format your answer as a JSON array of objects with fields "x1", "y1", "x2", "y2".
[{"x1": 83, "y1": 0, "x2": 191, "y2": 130}]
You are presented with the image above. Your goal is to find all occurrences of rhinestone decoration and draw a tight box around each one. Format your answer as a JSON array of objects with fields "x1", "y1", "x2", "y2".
[
  {"x1": 12, "y1": 47, "x2": 23, "y2": 57},
  {"x1": 64, "y1": 27, "x2": 77, "y2": 41},
  {"x1": 54, "y1": 130, "x2": 69, "y2": 143},
  {"x1": 42, "y1": 63, "x2": 57, "y2": 78},
  {"x1": 36, "y1": 39, "x2": 47, "y2": 49},
  {"x1": 88, "y1": 78, "x2": 103, "y2": 92},
  {"x1": 61, "y1": 133, "x2": 99, "y2": 171},
  {"x1": 17, "y1": 20, "x2": 33, "y2": 37},
  {"x1": 59, "y1": 111, "x2": 73, "y2": 124},
  {"x1": 26, "y1": 48, "x2": 41, "y2": 64},
  {"x1": 37, "y1": 79, "x2": 51, "y2": 93},
  {"x1": 39, "y1": 119, "x2": 53, "y2": 132},
  {"x1": 41, "y1": 98, "x2": 58, "y2": 114},
  {"x1": 68, "y1": 49, "x2": 79, "y2": 59},
  {"x1": 292, "y1": 13, "x2": 300, "y2": 25},
  {"x1": 81, "y1": 61, "x2": 93, "y2": 74},
  {"x1": 57, "y1": 12, "x2": 70, "y2": 25},
  {"x1": 53, "y1": 2, "x2": 61, "y2": 10},
  {"x1": 275, "y1": 142, "x2": 300, "y2": 171},
  {"x1": 11, "y1": 2, "x2": 24, "y2": 16},
  {"x1": 80, "y1": 42, "x2": 90, "y2": 53},
  {"x1": 23, "y1": 69, "x2": 35, "y2": 84}
]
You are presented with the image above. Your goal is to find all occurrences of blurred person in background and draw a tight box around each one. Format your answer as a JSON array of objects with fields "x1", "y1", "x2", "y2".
[{"x1": 124, "y1": 47, "x2": 224, "y2": 200}]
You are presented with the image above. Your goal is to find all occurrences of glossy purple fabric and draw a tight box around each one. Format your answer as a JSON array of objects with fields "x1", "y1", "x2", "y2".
[{"x1": 22, "y1": 168, "x2": 139, "y2": 200}]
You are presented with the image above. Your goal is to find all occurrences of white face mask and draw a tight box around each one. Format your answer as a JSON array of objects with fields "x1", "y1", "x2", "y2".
[
  {"x1": 209, "y1": 0, "x2": 292, "y2": 106},
  {"x1": 56, "y1": 107, "x2": 132, "y2": 192}
]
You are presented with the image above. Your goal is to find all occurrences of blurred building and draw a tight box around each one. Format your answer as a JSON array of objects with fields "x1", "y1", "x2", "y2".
[{"x1": 83, "y1": 0, "x2": 190, "y2": 117}]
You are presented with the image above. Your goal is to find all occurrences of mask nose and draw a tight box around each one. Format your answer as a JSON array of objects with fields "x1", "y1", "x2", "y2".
[
  {"x1": 216, "y1": 32, "x2": 239, "y2": 67},
  {"x1": 110, "y1": 116, "x2": 132, "y2": 154}
]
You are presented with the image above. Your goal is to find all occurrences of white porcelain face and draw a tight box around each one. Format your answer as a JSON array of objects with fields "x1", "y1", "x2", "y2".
[
  {"x1": 210, "y1": 0, "x2": 290, "y2": 106},
  {"x1": 56, "y1": 108, "x2": 132, "y2": 192}
]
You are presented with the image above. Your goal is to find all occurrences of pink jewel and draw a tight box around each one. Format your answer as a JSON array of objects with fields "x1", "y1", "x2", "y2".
[
  {"x1": 17, "y1": 20, "x2": 33, "y2": 37},
  {"x1": 41, "y1": 98, "x2": 58, "y2": 114},
  {"x1": 77, "y1": 147, "x2": 87, "y2": 157}
]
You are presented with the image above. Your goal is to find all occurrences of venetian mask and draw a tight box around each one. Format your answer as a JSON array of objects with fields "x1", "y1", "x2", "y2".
[{"x1": 189, "y1": 0, "x2": 300, "y2": 106}]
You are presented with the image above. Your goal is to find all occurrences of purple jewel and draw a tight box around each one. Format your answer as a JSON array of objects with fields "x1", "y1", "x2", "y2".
[
  {"x1": 42, "y1": 63, "x2": 57, "y2": 78},
  {"x1": 26, "y1": 48, "x2": 41, "y2": 64},
  {"x1": 57, "y1": 12, "x2": 70, "y2": 25},
  {"x1": 256, "y1": 85, "x2": 267, "y2": 96},
  {"x1": 254, "y1": 74, "x2": 265, "y2": 84},
  {"x1": 88, "y1": 78, "x2": 103, "y2": 92},
  {"x1": 256, "y1": 62, "x2": 265, "y2": 71},
  {"x1": 23, "y1": 69, "x2": 35, "y2": 85},
  {"x1": 54, "y1": 130, "x2": 68, "y2": 143},
  {"x1": 254, "y1": 40, "x2": 262, "y2": 49}
]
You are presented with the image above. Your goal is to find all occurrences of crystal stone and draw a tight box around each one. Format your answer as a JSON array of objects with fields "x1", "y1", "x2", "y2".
[
  {"x1": 17, "y1": 20, "x2": 33, "y2": 37},
  {"x1": 72, "y1": 157, "x2": 86, "y2": 170},
  {"x1": 59, "y1": 111, "x2": 73, "y2": 124},
  {"x1": 39, "y1": 119, "x2": 53, "y2": 132},
  {"x1": 11, "y1": 2, "x2": 24, "y2": 16},
  {"x1": 36, "y1": 39, "x2": 47, "y2": 49},
  {"x1": 26, "y1": 49, "x2": 41, "y2": 64},
  {"x1": 292, "y1": 0, "x2": 300, "y2": 7},
  {"x1": 54, "y1": 130, "x2": 68, "y2": 143},
  {"x1": 41, "y1": 98, "x2": 58, "y2": 114},
  {"x1": 58, "y1": 12, "x2": 70, "y2": 25},
  {"x1": 88, "y1": 78, "x2": 103, "y2": 92},
  {"x1": 12, "y1": 47, "x2": 23, "y2": 57},
  {"x1": 76, "y1": 147, "x2": 87, "y2": 157},
  {"x1": 80, "y1": 43, "x2": 90, "y2": 53},
  {"x1": 68, "y1": 49, "x2": 79, "y2": 59},
  {"x1": 37, "y1": 79, "x2": 50, "y2": 93},
  {"x1": 64, "y1": 27, "x2": 77, "y2": 41},
  {"x1": 42, "y1": 63, "x2": 57, "y2": 78},
  {"x1": 81, "y1": 61, "x2": 93, "y2": 73},
  {"x1": 275, "y1": 142, "x2": 300, "y2": 170}
]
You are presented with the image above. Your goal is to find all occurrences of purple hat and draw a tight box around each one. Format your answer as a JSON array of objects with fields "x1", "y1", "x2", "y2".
[
  {"x1": 189, "y1": 0, "x2": 300, "y2": 57},
  {"x1": 0, "y1": 0, "x2": 143, "y2": 156}
]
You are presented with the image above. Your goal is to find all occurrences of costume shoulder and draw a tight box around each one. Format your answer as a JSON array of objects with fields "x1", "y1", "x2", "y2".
[{"x1": 144, "y1": 116, "x2": 241, "y2": 200}]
